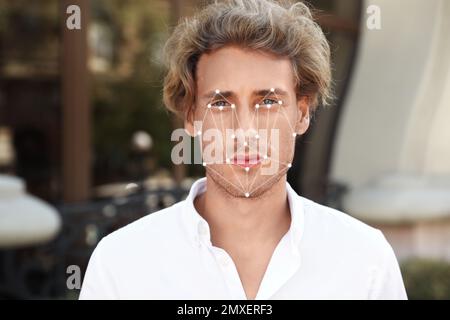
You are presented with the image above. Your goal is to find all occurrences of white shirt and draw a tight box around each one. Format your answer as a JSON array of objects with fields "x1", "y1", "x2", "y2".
[{"x1": 79, "y1": 177, "x2": 407, "y2": 300}]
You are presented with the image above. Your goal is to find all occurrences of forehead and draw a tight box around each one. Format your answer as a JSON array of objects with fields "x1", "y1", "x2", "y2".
[{"x1": 196, "y1": 46, "x2": 295, "y2": 95}]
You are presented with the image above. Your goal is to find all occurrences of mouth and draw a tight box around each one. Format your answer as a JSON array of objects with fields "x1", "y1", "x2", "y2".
[{"x1": 231, "y1": 153, "x2": 262, "y2": 169}]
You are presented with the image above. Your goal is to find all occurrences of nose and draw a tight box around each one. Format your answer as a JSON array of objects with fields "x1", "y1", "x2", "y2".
[
  {"x1": 235, "y1": 100, "x2": 258, "y2": 135},
  {"x1": 232, "y1": 100, "x2": 260, "y2": 155}
]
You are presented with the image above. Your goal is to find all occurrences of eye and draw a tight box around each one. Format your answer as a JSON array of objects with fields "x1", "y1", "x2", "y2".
[
  {"x1": 261, "y1": 98, "x2": 279, "y2": 106},
  {"x1": 211, "y1": 100, "x2": 229, "y2": 108},
  {"x1": 210, "y1": 100, "x2": 231, "y2": 110}
]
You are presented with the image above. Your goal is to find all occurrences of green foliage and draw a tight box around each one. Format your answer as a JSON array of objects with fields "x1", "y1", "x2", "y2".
[
  {"x1": 401, "y1": 258, "x2": 450, "y2": 300},
  {"x1": 91, "y1": 0, "x2": 175, "y2": 183},
  {"x1": 93, "y1": 78, "x2": 172, "y2": 172}
]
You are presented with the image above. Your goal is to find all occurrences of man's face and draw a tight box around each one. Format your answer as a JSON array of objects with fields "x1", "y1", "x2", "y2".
[{"x1": 187, "y1": 45, "x2": 309, "y2": 198}]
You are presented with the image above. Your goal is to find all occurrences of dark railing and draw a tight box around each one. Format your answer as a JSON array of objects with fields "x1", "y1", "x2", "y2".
[{"x1": 0, "y1": 186, "x2": 189, "y2": 299}]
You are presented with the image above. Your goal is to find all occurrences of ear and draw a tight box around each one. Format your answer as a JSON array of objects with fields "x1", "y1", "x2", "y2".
[{"x1": 295, "y1": 95, "x2": 310, "y2": 136}]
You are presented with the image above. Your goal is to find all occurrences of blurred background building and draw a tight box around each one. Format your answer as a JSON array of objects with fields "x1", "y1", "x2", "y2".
[{"x1": 0, "y1": 0, "x2": 449, "y2": 299}]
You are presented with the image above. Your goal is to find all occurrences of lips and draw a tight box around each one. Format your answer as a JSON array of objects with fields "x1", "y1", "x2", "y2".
[{"x1": 232, "y1": 153, "x2": 262, "y2": 168}]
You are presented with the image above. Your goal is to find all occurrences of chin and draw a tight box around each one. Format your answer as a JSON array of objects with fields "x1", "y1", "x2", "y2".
[{"x1": 206, "y1": 165, "x2": 287, "y2": 199}]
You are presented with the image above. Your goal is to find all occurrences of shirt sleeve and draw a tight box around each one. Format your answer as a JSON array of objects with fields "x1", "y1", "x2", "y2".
[
  {"x1": 368, "y1": 231, "x2": 408, "y2": 300},
  {"x1": 79, "y1": 238, "x2": 118, "y2": 300}
]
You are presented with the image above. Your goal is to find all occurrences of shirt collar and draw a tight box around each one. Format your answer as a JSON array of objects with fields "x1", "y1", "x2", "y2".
[{"x1": 182, "y1": 177, "x2": 304, "y2": 253}]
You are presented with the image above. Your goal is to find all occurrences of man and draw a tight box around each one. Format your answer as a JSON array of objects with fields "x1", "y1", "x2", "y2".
[{"x1": 80, "y1": 0, "x2": 407, "y2": 299}]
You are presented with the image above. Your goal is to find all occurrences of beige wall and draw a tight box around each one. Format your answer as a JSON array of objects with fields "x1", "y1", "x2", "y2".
[
  {"x1": 331, "y1": 0, "x2": 450, "y2": 188},
  {"x1": 332, "y1": 0, "x2": 450, "y2": 261}
]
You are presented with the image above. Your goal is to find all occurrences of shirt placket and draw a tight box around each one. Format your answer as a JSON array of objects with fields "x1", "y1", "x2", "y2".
[
  {"x1": 210, "y1": 246, "x2": 247, "y2": 300},
  {"x1": 197, "y1": 219, "x2": 247, "y2": 299},
  {"x1": 254, "y1": 231, "x2": 301, "y2": 299}
]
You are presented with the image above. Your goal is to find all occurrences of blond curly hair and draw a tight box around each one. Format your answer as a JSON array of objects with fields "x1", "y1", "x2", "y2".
[{"x1": 162, "y1": 0, "x2": 332, "y2": 118}]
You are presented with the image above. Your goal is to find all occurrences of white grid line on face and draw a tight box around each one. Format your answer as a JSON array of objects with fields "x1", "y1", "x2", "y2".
[
  {"x1": 248, "y1": 117, "x2": 280, "y2": 191},
  {"x1": 279, "y1": 106, "x2": 297, "y2": 137},
  {"x1": 199, "y1": 88, "x2": 297, "y2": 197},
  {"x1": 219, "y1": 106, "x2": 247, "y2": 192},
  {"x1": 247, "y1": 90, "x2": 285, "y2": 192},
  {"x1": 247, "y1": 163, "x2": 290, "y2": 197},
  {"x1": 205, "y1": 92, "x2": 246, "y2": 192},
  {"x1": 205, "y1": 163, "x2": 247, "y2": 194}
]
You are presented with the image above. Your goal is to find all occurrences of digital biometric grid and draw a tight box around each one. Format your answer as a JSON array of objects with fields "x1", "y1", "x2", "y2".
[{"x1": 196, "y1": 87, "x2": 309, "y2": 198}]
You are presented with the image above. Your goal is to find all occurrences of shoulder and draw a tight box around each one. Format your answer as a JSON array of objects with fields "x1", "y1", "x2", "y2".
[
  {"x1": 297, "y1": 196, "x2": 407, "y2": 299},
  {"x1": 95, "y1": 200, "x2": 188, "y2": 260},
  {"x1": 299, "y1": 196, "x2": 392, "y2": 259},
  {"x1": 80, "y1": 200, "x2": 192, "y2": 299}
]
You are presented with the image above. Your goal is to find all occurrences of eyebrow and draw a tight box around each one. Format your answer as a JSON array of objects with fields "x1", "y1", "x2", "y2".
[{"x1": 201, "y1": 88, "x2": 289, "y2": 100}]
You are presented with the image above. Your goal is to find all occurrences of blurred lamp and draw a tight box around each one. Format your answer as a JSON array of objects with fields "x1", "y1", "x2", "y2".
[
  {"x1": 132, "y1": 131, "x2": 153, "y2": 152},
  {"x1": 0, "y1": 175, "x2": 61, "y2": 248}
]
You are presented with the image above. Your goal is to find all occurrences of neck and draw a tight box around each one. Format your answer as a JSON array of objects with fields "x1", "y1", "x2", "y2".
[{"x1": 194, "y1": 174, "x2": 291, "y2": 250}]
